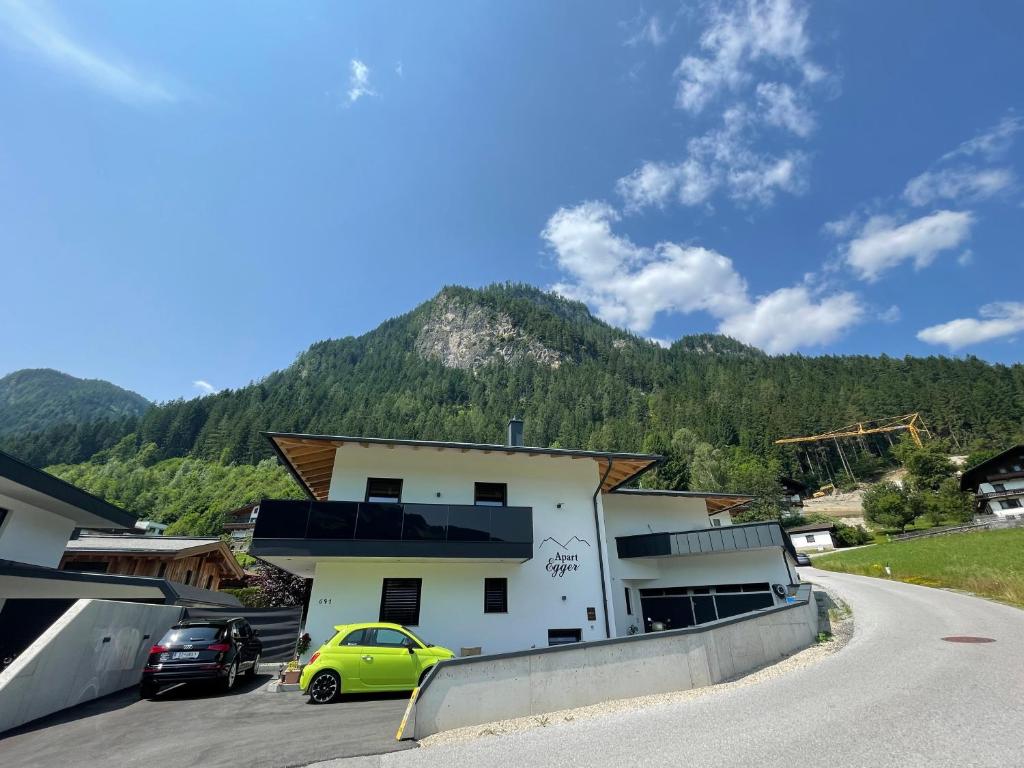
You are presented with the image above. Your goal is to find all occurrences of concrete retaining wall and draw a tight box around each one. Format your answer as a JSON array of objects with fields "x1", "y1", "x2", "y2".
[
  {"x1": 410, "y1": 584, "x2": 817, "y2": 739},
  {"x1": 0, "y1": 599, "x2": 182, "y2": 734}
]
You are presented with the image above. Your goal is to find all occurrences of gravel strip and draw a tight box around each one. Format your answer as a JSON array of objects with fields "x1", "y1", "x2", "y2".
[{"x1": 421, "y1": 587, "x2": 853, "y2": 749}]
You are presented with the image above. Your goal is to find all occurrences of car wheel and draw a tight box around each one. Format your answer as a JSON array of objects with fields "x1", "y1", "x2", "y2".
[
  {"x1": 246, "y1": 653, "x2": 261, "y2": 678},
  {"x1": 139, "y1": 680, "x2": 158, "y2": 699},
  {"x1": 308, "y1": 670, "x2": 341, "y2": 704},
  {"x1": 221, "y1": 659, "x2": 239, "y2": 692},
  {"x1": 418, "y1": 668, "x2": 433, "y2": 688}
]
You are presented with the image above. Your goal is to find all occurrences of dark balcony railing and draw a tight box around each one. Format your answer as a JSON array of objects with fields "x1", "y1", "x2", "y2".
[
  {"x1": 251, "y1": 499, "x2": 533, "y2": 561},
  {"x1": 616, "y1": 521, "x2": 794, "y2": 560}
]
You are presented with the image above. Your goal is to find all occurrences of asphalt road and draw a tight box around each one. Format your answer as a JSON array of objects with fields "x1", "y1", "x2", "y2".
[
  {"x1": 324, "y1": 569, "x2": 1024, "y2": 768},
  {"x1": 0, "y1": 672, "x2": 413, "y2": 768}
]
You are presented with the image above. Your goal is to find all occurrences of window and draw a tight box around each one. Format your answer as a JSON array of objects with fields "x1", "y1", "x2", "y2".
[
  {"x1": 340, "y1": 628, "x2": 368, "y2": 646},
  {"x1": 474, "y1": 482, "x2": 507, "y2": 507},
  {"x1": 711, "y1": 518, "x2": 722, "y2": 527},
  {"x1": 205, "y1": 575, "x2": 214, "y2": 589},
  {"x1": 1004, "y1": 498, "x2": 1022, "y2": 509},
  {"x1": 157, "y1": 562, "x2": 167, "y2": 578},
  {"x1": 484, "y1": 578, "x2": 508, "y2": 613},
  {"x1": 379, "y1": 578, "x2": 422, "y2": 626},
  {"x1": 184, "y1": 570, "x2": 193, "y2": 585},
  {"x1": 805, "y1": 534, "x2": 816, "y2": 543},
  {"x1": 372, "y1": 628, "x2": 413, "y2": 648},
  {"x1": 993, "y1": 483, "x2": 1006, "y2": 492},
  {"x1": 548, "y1": 628, "x2": 581, "y2": 646},
  {"x1": 64, "y1": 561, "x2": 108, "y2": 574},
  {"x1": 624, "y1": 587, "x2": 632, "y2": 615},
  {"x1": 366, "y1": 478, "x2": 403, "y2": 503}
]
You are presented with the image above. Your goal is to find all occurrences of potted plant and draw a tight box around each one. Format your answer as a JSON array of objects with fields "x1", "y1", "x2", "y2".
[{"x1": 280, "y1": 631, "x2": 312, "y2": 685}]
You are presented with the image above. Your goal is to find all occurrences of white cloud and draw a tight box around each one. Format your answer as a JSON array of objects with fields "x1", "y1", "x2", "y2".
[
  {"x1": 756, "y1": 81, "x2": 814, "y2": 136},
  {"x1": 543, "y1": 201, "x2": 863, "y2": 352},
  {"x1": 845, "y1": 210, "x2": 974, "y2": 281},
  {"x1": 193, "y1": 380, "x2": 216, "y2": 395},
  {"x1": 0, "y1": 0, "x2": 177, "y2": 104},
  {"x1": 719, "y1": 285, "x2": 864, "y2": 354},
  {"x1": 941, "y1": 115, "x2": 1023, "y2": 162},
  {"x1": 674, "y1": 0, "x2": 821, "y2": 113},
  {"x1": 903, "y1": 167, "x2": 1013, "y2": 206},
  {"x1": 957, "y1": 249, "x2": 973, "y2": 267},
  {"x1": 347, "y1": 58, "x2": 374, "y2": 103},
  {"x1": 879, "y1": 305, "x2": 901, "y2": 323},
  {"x1": 917, "y1": 302, "x2": 1024, "y2": 350},
  {"x1": 626, "y1": 13, "x2": 667, "y2": 47},
  {"x1": 822, "y1": 211, "x2": 860, "y2": 238},
  {"x1": 617, "y1": 106, "x2": 808, "y2": 210}
]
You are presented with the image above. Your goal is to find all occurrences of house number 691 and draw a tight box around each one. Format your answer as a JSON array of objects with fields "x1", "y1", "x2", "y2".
[{"x1": 318, "y1": 598, "x2": 332, "y2": 605}]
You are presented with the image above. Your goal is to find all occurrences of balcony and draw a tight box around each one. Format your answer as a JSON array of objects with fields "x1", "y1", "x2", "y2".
[
  {"x1": 616, "y1": 521, "x2": 795, "y2": 560},
  {"x1": 250, "y1": 499, "x2": 533, "y2": 562}
]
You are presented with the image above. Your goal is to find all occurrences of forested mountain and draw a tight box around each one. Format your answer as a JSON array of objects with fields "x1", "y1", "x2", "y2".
[
  {"x1": 5, "y1": 284, "x2": 1024, "y2": 533},
  {"x1": 0, "y1": 369, "x2": 149, "y2": 446}
]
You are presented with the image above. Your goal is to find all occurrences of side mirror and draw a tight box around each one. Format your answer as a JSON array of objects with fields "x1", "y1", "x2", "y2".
[{"x1": 407, "y1": 645, "x2": 416, "y2": 654}]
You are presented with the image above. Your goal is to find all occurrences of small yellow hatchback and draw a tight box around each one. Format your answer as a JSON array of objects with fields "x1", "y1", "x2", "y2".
[{"x1": 300, "y1": 622, "x2": 455, "y2": 703}]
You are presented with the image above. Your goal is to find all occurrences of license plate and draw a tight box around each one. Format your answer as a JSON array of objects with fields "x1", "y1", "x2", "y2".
[{"x1": 172, "y1": 651, "x2": 199, "y2": 660}]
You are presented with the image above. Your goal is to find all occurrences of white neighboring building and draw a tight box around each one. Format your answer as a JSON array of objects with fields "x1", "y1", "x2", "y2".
[
  {"x1": 786, "y1": 523, "x2": 836, "y2": 552},
  {"x1": 960, "y1": 445, "x2": 1024, "y2": 519},
  {"x1": 251, "y1": 422, "x2": 799, "y2": 656}
]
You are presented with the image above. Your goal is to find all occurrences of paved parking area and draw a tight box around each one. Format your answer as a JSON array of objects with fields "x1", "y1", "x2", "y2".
[{"x1": 0, "y1": 673, "x2": 414, "y2": 768}]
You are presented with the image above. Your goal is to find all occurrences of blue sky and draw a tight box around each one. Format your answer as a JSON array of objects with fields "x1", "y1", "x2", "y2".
[{"x1": 1, "y1": 0, "x2": 1022, "y2": 402}]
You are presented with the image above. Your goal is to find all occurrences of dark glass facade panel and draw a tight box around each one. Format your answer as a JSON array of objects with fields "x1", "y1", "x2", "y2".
[
  {"x1": 715, "y1": 592, "x2": 773, "y2": 619},
  {"x1": 692, "y1": 595, "x2": 717, "y2": 624},
  {"x1": 401, "y1": 504, "x2": 448, "y2": 540},
  {"x1": 252, "y1": 499, "x2": 310, "y2": 538},
  {"x1": 307, "y1": 501, "x2": 357, "y2": 539},
  {"x1": 488, "y1": 507, "x2": 531, "y2": 542},
  {"x1": 356, "y1": 503, "x2": 404, "y2": 540},
  {"x1": 447, "y1": 505, "x2": 491, "y2": 541}
]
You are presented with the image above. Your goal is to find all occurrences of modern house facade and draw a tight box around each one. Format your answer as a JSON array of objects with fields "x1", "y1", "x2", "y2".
[
  {"x1": 785, "y1": 522, "x2": 836, "y2": 552},
  {"x1": 960, "y1": 445, "x2": 1024, "y2": 519},
  {"x1": 251, "y1": 423, "x2": 799, "y2": 656}
]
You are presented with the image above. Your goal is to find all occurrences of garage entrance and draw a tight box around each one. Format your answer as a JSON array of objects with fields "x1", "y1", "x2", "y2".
[{"x1": 639, "y1": 583, "x2": 774, "y2": 632}]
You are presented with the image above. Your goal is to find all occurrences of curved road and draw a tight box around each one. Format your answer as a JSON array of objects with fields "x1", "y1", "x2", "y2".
[{"x1": 349, "y1": 569, "x2": 1024, "y2": 768}]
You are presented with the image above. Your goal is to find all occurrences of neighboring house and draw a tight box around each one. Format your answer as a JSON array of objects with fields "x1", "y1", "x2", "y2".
[
  {"x1": 134, "y1": 520, "x2": 168, "y2": 536},
  {"x1": 0, "y1": 448, "x2": 239, "y2": 666},
  {"x1": 786, "y1": 522, "x2": 836, "y2": 552},
  {"x1": 779, "y1": 477, "x2": 807, "y2": 517},
  {"x1": 223, "y1": 502, "x2": 260, "y2": 552},
  {"x1": 250, "y1": 420, "x2": 798, "y2": 656},
  {"x1": 960, "y1": 445, "x2": 1024, "y2": 519},
  {"x1": 61, "y1": 535, "x2": 245, "y2": 592}
]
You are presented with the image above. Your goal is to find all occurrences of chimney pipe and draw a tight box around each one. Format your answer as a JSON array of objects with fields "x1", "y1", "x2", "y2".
[{"x1": 507, "y1": 417, "x2": 524, "y2": 447}]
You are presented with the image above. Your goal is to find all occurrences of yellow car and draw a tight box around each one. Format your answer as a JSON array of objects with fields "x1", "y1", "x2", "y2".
[{"x1": 300, "y1": 622, "x2": 455, "y2": 703}]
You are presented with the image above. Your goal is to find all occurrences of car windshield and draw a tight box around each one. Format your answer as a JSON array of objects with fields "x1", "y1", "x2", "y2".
[
  {"x1": 401, "y1": 626, "x2": 430, "y2": 647},
  {"x1": 161, "y1": 626, "x2": 222, "y2": 643}
]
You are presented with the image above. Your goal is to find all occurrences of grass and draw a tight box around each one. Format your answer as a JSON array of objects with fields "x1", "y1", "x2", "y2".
[{"x1": 815, "y1": 528, "x2": 1024, "y2": 608}]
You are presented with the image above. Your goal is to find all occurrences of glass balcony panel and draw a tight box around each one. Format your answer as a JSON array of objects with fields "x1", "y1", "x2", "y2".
[
  {"x1": 355, "y1": 503, "x2": 404, "y2": 540},
  {"x1": 401, "y1": 504, "x2": 448, "y2": 540},
  {"x1": 252, "y1": 500, "x2": 310, "y2": 538},
  {"x1": 447, "y1": 505, "x2": 491, "y2": 541},
  {"x1": 306, "y1": 501, "x2": 358, "y2": 539},
  {"x1": 488, "y1": 507, "x2": 531, "y2": 543}
]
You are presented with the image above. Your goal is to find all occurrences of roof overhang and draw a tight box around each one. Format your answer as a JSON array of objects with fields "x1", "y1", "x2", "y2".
[
  {"x1": 0, "y1": 450, "x2": 137, "y2": 529},
  {"x1": 64, "y1": 538, "x2": 245, "y2": 580},
  {"x1": 264, "y1": 432, "x2": 662, "y2": 501},
  {"x1": 608, "y1": 488, "x2": 755, "y2": 514}
]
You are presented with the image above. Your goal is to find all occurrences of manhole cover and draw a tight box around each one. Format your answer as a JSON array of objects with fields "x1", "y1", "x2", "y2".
[{"x1": 941, "y1": 636, "x2": 995, "y2": 644}]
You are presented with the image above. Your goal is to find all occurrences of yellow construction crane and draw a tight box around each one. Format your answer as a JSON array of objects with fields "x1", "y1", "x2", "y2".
[
  {"x1": 774, "y1": 413, "x2": 933, "y2": 483},
  {"x1": 774, "y1": 412, "x2": 931, "y2": 449}
]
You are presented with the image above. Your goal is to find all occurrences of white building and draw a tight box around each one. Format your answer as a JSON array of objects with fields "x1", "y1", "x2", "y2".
[
  {"x1": 785, "y1": 522, "x2": 836, "y2": 552},
  {"x1": 252, "y1": 422, "x2": 799, "y2": 656},
  {"x1": 960, "y1": 445, "x2": 1024, "y2": 519}
]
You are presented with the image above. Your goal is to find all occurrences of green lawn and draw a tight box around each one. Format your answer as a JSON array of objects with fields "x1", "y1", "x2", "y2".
[{"x1": 815, "y1": 528, "x2": 1024, "y2": 608}]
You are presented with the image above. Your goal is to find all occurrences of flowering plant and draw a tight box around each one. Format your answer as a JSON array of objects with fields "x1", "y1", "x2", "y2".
[{"x1": 296, "y1": 632, "x2": 312, "y2": 656}]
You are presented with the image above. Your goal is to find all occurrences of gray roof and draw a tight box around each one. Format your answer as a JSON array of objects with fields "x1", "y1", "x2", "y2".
[
  {"x1": 0, "y1": 449, "x2": 137, "y2": 529},
  {"x1": 786, "y1": 522, "x2": 836, "y2": 533},
  {"x1": 67, "y1": 535, "x2": 223, "y2": 554}
]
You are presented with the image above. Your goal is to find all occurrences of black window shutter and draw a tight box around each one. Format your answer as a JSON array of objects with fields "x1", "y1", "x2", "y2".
[
  {"x1": 379, "y1": 578, "x2": 422, "y2": 625},
  {"x1": 484, "y1": 578, "x2": 508, "y2": 613}
]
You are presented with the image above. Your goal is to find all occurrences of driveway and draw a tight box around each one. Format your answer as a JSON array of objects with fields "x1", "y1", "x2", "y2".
[
  {"x1": 0, "y1": 672, "x2": 413, "y2": 768},
  {"x1": 329, "y1": 569, "x2": 1024, "y2": 768}
]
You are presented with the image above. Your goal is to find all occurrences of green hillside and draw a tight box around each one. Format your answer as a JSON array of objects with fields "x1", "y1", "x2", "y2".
[{"x1": 4, "y1": 284, "x2": 1024, "y2": 534}]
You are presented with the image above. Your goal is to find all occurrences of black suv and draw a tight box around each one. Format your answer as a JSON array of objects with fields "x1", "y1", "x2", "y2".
[{"x1": 141, "y1": 618, "x2": 262, "y2": 698}]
